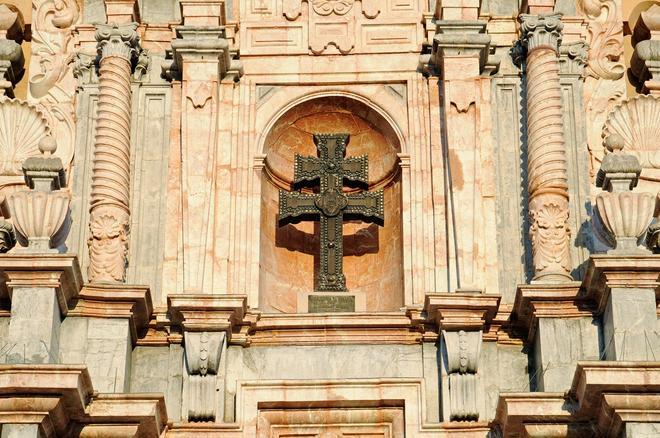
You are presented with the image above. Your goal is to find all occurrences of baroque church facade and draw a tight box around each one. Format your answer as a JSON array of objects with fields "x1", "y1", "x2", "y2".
[{"x1": 0, "y1": 0, "x2": 657, "y2": 436}]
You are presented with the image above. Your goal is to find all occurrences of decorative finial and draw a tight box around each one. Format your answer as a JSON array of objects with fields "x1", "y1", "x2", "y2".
[
  {"x1": 38, "y1": 135, "x2": 57, "y2": 157},
  {"x1": 604, "y1": 133, "x2": 624, "y2": 153}
]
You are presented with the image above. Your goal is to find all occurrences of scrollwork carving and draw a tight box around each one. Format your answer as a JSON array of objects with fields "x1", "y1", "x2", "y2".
[
  {"x1": 577, "y1": 0, "x2": 625, "y2": 80},
  {"x1": 311, "y1": 0, "x2": 354, "y2": 16}
]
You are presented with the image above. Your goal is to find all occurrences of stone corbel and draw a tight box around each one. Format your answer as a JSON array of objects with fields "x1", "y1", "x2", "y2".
[
  {"x1": 425, "y1": 292, "x2": 499, "y2": 422},
  {"x1": 0, "y1": 4, "x2": 25, "y2": 98},
  {"x1": 442, "y1": 330, "x2": 481, "y2": 421},
  {"x1": 169, "y1": 294, "x2": 246, "y2": 422}
]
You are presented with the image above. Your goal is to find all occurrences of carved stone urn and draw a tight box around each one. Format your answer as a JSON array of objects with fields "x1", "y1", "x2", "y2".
[
  {"x1": 7, "y1": 135, "x2": 70, "y2": 252},
  {"x1": 594, "y1": 134, "x2": 656, "y2": 254}
]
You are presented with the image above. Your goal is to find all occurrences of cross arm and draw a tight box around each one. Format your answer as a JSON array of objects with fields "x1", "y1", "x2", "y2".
[
  {"x1": 342, "y1": 155, "x2": 368, "y2": 185},
  {"x1": 344, "y1": 190, "x2": 384, "y2": 222},
  {"x1": 279, "y1": 190, "x2": 319, "y2": 222},
  {"x1": 293, "y1": 154, "x2": 323, "y2": 185}
]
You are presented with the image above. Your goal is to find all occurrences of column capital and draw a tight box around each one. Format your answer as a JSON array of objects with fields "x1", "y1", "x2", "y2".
[
  {"x1": 519, "y1": 13, "x2": 564, "y2": 54},
  {"x1": 95, "y1": 23, "x2": 140, "y2": 61}
]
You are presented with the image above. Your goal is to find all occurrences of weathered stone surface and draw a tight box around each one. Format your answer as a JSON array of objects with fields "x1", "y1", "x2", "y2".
[{"x1": 533, "y1": 317, "x2": 600, "y2": 391}]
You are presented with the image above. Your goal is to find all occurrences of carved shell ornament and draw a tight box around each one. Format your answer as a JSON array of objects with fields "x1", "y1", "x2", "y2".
[
  {"x1": 602, "y1": 95, "x2": 660, "y2": 169},
  {"x1": 312, "y1": 0, "x2": 354, "y2": 15},
  {"x1": 0, "y1": 97, "x2": 51, "y2": 176}
]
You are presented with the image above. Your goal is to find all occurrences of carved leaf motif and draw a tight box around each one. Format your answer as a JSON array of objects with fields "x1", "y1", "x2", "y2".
[
  {"x1": 577, "y1": 0, "x2": 625, "y2": 80},
  {"x1": 0, "y1": 98, "x2": 51, "y2": 175},
  {"x1": 88, "y1": 210, "x2": 129, "y2": 282},
  {"x1": 311, "y1": 0, "x2": 354, "y2": 16},
  {"x1": 530, "y1": 202, "x2": 571, "y2": 271},
  {"x1": 29, "y1": 0, "x2": 79, "y2": 99}
]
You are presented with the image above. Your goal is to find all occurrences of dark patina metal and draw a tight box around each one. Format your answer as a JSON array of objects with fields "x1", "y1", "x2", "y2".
[{"x1": 279, "y1": 133, "x2": 384, "y2": 292}]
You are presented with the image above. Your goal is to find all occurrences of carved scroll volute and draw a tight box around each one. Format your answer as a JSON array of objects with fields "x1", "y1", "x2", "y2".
[
  {"x1": 27, "y1": 0, "x2": 80, "y2": 180},
  {"x1": 577, "y1": 0, "x2": 625, "y2": 81},
  {"x1": 442, "y1": 330, "x2": 482, "y2": 421},
  {"x1": 183, "y1": 331, "x2": 225, "y2": 422}
]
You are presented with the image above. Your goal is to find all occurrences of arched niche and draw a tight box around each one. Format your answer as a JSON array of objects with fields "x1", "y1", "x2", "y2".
[{"x1": 259, "y1": 96, "x2": 404, "y2": 313}]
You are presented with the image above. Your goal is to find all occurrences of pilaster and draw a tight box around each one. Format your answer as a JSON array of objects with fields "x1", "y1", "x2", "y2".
[
  {"x1": 512, "y1": 282, "x2": 599, "y2": 391},
  {"x1": 427, "y1": 18, "x2": 499, "y2": 293},
  {"x1": 165, "y1": 13, "x2": 242, "y2": 295},
  {"x1": 583, "y1": 255, "x2": 660, "y2": 361},
  {"x1": 0, "y1": 255, "x2": 81, "y2": 364}
]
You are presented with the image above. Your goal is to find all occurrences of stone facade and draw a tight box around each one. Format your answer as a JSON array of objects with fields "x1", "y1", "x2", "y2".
[{"x1": 0, "y1": 0, "x2": 656, "y2": 437}]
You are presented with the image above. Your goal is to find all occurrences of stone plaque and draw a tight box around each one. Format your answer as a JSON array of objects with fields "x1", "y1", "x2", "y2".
[{"x1": 308, "y1": 294, "x2": 355, "y2": 313}]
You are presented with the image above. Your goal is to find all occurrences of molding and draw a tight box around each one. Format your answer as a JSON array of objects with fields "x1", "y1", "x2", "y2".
[
  {"x1": 68, "y1": 283, "x2": 152, "y2": 345},
  {"x1": 424, "y1": 293, "x2": 500, "y2": 331},
  {"x1": 512, "y1": 282, "x2": 590, "y2": 341},
  {"x1": 244, "y1": 311, "x2": 424, "y2": 346},
  {"x1": 0, "y1": 253, "x2": 81, "y2": 316},
  {"x1": 496, "y1": 362, "x2": 660, "y2": 437},
  {"x1": 0, "y1": 364, "x2": 167, "y2": 436},
  {"x1": 168, "y1": 294, "x2": 247, "y2": 336},
  {"x1": 582, "y1": 255, "x2": 660, "y2": 314}
]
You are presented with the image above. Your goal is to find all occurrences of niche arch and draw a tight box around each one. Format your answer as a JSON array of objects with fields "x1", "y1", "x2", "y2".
[{"x1": 258, "y1": 96, "x2": 404, "y2": 313}]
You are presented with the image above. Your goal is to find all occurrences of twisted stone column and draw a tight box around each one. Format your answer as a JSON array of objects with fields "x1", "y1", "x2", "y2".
[
  {"x1": 519, "y1": 14, "x2": 572, "y2": 282},
  {"x1": 88, "y1": 24, "x2": 139, "y2": 282}
]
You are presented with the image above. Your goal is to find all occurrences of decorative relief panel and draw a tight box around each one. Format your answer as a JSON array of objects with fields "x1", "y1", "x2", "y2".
[{"x1": 240, "y1": 0, "x2": 423, "y2": 55}]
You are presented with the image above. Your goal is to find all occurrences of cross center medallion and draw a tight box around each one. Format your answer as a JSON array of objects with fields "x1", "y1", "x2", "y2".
[{"x1": 279, "y1": 134, "x2": 385, "y2": 292}]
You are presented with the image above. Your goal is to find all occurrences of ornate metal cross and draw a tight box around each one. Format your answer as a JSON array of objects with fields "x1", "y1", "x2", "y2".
[{"x1": 279, "y1": 134, "x2": 384, "y2": 292}]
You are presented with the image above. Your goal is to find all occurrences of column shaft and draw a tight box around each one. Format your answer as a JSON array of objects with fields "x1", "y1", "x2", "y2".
[
  {"x1": 88, "y1": 24, "x2": 139, "y2": 283},
  {"x1": 520, "y1": 14, "x2": 572, "y2": 282}
]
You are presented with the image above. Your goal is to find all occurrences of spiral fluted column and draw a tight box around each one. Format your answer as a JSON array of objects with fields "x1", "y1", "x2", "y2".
[
  {"x1": 88, "y1": 24, "x2": 139, "y2": 283},
  {"x1": 519, "y1": 14, "x2": 572, "y2": 282}
]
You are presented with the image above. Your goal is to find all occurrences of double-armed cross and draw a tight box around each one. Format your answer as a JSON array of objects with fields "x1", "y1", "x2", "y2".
[{"x1": 279, "y1": 134, "x2": 384, "y2": 292}]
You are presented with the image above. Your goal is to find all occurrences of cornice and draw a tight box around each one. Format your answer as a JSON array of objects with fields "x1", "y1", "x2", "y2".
[
  {"x1": 512, "y1": 281, "x2": 591, "y2": 342},
  {"x1": 0, "y1": 253, "x2": 82, "y2": 316},
  {"x1": 424, "y1": 292, "x2": 500, "y2": 331},
  {"x1": 68, "y1": 283, "x2": 153, "y2": 345},
  {"x1": 582, "y1": 254, "x2": 660, "y2": 314}
]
